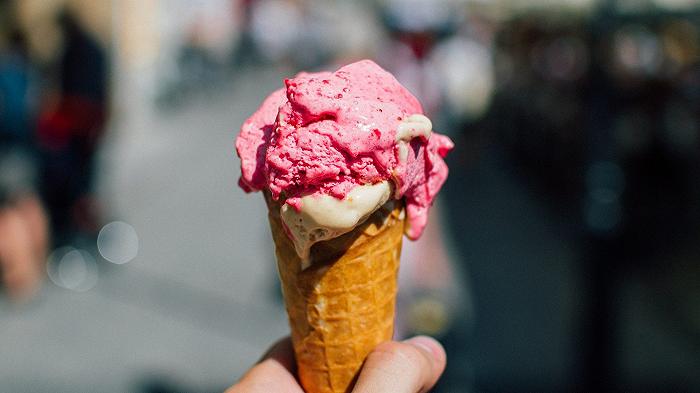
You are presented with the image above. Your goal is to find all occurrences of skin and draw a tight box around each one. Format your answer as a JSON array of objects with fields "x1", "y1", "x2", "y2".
[
  {"x1": 226, "y1": 336, "x2": 446, "y2": 393},
  {"x1": 0, "y1": 195, "x2": 48, "y2": 302}
]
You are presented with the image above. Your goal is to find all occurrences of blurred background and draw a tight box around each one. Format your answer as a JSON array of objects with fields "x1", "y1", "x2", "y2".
[{"x1": 1, "y1": 0, "x2": 699, "y2": 392}]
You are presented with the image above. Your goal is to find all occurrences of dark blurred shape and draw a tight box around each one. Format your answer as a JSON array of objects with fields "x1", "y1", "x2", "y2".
[
  {"x1": 0, "y1": 26, "x2": 49, "y2": 302},
  {"x1": 0, "y1": 29, "x2": 31, "y2": 145},
  {"x1": 440, "y1": 4, "x2": 700, "y2": 392},
  {"x1": 58, "y1": 10, "x2": 108, "y2": 103},
  {"x1": 37, "y1": 9, "x2": 108, "y2": 245}
]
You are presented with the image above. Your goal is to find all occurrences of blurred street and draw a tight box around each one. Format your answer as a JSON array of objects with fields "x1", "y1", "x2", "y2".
[
  {"x1": 2, "y1": 1, "x2": 700, "y2": 392},
  {"x1": 0, "y1": 67, "x2": 291, "y2": 393}
]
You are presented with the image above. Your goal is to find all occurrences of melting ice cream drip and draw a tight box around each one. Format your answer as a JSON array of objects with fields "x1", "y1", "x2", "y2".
[{"x1": 280, "y1": 181, "x2": 392, "y2": 269}]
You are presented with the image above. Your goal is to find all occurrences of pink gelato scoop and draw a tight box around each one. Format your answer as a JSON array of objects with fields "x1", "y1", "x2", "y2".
[{"x1": 236, "y1": 60, "x2": 452, "y2": 240}]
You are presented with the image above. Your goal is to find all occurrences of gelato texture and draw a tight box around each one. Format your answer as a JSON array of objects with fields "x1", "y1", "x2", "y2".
[
  {"x1": 236, "y1": 60, "x2": 452, "y2": 254},
  {"x1": 280, "y1": 181, "x2": 393, "y2": 267}
]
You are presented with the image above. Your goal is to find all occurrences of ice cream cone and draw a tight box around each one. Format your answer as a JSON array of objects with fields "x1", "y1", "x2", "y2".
[
  {"x1": 236, "y1": 61, "x2": 453, "y2": 392},
  {"x1": 266, "y1": 194, "x2": 404, "y2": 393}
]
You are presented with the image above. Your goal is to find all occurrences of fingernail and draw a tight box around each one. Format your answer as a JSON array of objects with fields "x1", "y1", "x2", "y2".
[{"x1": 403, "y1": 335, "x2": 443, "y2": 361}]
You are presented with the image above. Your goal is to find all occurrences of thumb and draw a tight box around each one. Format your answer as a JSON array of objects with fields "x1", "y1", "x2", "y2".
[{"x1": 352, "y1": 336, "x2": 446, "y2": 393}]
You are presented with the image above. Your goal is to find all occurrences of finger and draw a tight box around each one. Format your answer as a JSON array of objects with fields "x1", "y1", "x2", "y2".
[
  {"x1": 257, "y1": 336, "x2": 297, "y2": 372},
  {"x1": 352, "y1": 336, "x2": 447, "y2": 393},
  {"x1": 226, "y1": 337, "x2": 303, "y2": 393}
]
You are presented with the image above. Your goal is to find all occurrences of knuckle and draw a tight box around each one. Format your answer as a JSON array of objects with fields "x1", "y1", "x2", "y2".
[{"x1": 369, "y1": 342, "x2": 426, "y2": 370}]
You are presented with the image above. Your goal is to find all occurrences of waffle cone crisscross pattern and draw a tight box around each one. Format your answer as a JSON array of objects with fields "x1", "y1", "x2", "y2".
[{"x1": 266, "y1": 196, "x2": 404, "y2": 393}]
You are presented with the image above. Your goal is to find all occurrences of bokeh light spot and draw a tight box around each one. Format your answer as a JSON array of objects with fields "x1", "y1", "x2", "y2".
[
  {"x1": 47, "y1": 247, "x2": 99, "y2": 292},
  {"x1": 97, "y1": 221, "x2": 139, "y2": 264}
]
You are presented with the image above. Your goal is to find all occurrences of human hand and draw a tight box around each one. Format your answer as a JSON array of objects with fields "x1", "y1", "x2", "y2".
[{"x1": 226, "y1": 335, "x2": 446, "y2": 393}]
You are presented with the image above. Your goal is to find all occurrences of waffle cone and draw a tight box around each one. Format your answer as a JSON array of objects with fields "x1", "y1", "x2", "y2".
[{"x1": 265, "y1": 194, "x2": 404, "y2": 393}]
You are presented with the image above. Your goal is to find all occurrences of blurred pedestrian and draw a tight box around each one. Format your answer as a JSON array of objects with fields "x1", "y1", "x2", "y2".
[
  {"x1": 0, "y1": 29, "x2": 49, "y2": 302},
  {"x1": 37, "y1": 9, "x2": 108, "y2": 244}
]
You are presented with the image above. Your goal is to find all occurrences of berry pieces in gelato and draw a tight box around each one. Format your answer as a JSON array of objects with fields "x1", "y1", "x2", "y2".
[{"x1": 236, "y1": 60, "x2": 453, "y2": 259}]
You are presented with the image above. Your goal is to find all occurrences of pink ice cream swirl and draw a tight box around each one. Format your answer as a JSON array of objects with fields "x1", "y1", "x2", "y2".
[{"x1": 235, "y1": 60, "x2": 453, "y2": 239}]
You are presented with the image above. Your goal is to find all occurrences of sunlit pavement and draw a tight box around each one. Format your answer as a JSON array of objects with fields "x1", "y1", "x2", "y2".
[{"x1": 0, "y1": 67, "x2": 292, "y2": 393}]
